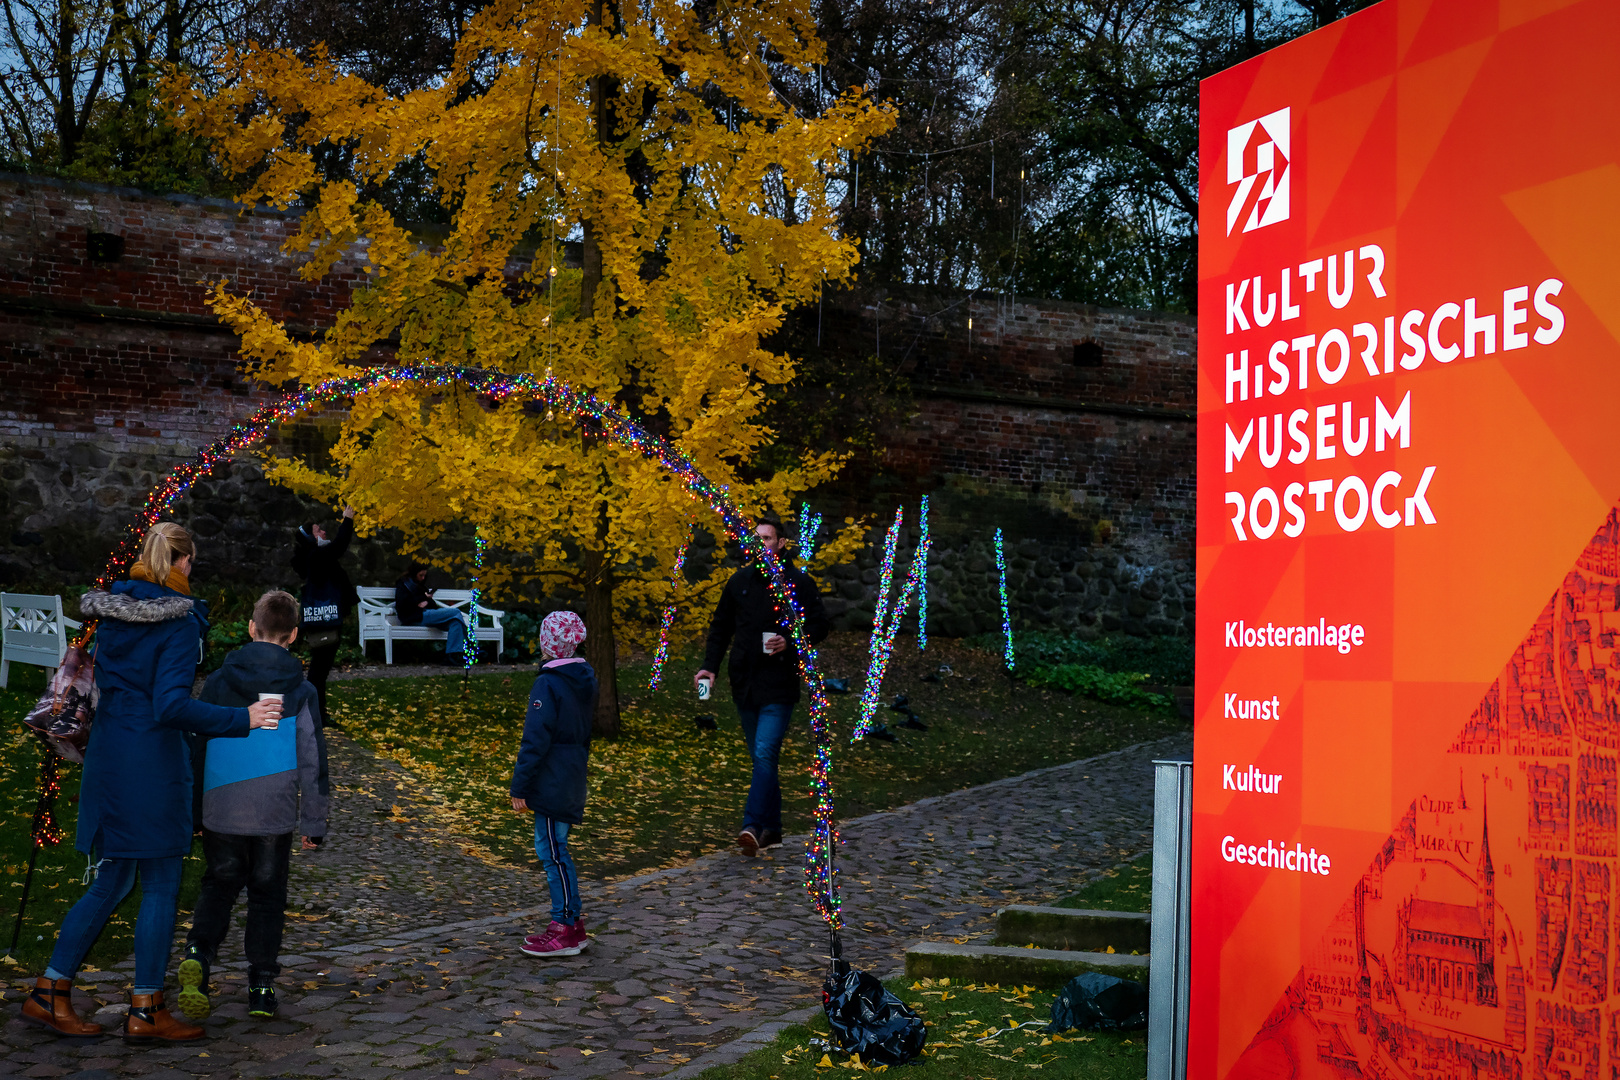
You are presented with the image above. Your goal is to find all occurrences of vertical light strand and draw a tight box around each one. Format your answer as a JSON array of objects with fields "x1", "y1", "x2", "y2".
[
  {"x1": 996, "y1": 527, "x2": 1014, "y2": 671},
  {"x1": 798, "y1": 502, "x2": 823, "y2": 562},
  {"x1": 649, "y1": 527, "x2": 693, "y2": 690},
  {"x1": 917, "y1": 495, "x2": 930, "y2": 651},
  {"x1": 464, "y1": 525, "x2": 485, "y2": 678},
  {"x1": 853, "y1": 507, "x2": 924, "y2": 741}
]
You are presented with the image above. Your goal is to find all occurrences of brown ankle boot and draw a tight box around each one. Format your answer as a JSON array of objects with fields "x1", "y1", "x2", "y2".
[
  {"x1": 123, "y1": 991, "x2": 203, "y2": 1042},
  {"x1": 20, "y1": 976, "x2": 103, "y2": 1037}
]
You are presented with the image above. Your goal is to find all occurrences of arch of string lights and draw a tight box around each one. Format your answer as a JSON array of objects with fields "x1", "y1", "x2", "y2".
[{"x1": 88, "y1": 363, "x2": 847, "y2": 932}]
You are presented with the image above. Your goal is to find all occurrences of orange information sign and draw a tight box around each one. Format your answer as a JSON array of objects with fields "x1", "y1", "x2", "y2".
[{"x1": 1195, "y1": 2, "x2": 1620, "y2": 1075}]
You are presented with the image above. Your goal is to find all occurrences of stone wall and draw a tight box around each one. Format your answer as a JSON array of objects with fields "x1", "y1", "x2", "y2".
[
  {"x1": 0, "y1": 173, "x2": 390, "y2": 584},
  {"x1": 819, "y1": 533, "x2": 1193, "y2": 639},
  {"x1": 0, "y1": 174, "x2": 1196, "y2": 637},
  {"x1": 799, "y1": 284, "x2": 1196, "y2": 563}
]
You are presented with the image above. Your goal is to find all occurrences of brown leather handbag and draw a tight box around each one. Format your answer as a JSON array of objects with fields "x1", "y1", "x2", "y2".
[{"x1": 22, "y1": 628, "x2": 98, "y2": 763}]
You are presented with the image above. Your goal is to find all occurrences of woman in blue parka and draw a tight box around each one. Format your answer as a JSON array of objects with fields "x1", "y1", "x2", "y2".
[{"x1": 20, "y1": 523, "x2": 278, "y2": 1043}]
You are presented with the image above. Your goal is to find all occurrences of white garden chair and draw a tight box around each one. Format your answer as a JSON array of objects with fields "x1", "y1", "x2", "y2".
[{"x1": 1, "y1": 593, "x2": 83, "y2": 688}]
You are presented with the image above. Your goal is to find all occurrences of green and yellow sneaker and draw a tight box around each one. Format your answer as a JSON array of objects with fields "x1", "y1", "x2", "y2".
[
  {"x1": 175, "y1": 946, "x2": 210, "y2": 1021},
  {"x1": 248, "y1": 982, "x2": 278, "y2": 1018}
]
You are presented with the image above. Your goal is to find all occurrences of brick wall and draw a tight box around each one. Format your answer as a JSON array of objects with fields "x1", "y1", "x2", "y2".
[
  {"x1": 0, "y1": 173, "x2": 385, "y2": 583},
  {"x1": 809, "y1": 285, "x2": 1197, "y2": 563},
  {"x1": 0, "y1": 174, "x2": 1197, "y2": 637}
]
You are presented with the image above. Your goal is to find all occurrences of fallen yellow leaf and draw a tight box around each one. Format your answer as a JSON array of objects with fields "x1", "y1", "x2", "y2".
[{"x1": 817, "y1": 1054, "x2": 835, "y2": 1068}]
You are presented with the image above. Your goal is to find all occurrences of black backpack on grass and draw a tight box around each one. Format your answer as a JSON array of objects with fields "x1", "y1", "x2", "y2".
[{"x1": 821, "y1": 959, "x2": 927, "y2": 1067}]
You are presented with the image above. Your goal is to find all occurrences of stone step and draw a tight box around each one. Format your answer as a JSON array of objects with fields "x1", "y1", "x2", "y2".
[
  {"x1": 994, "y1": 904, "x2": 1151, "y2": 953},
  {"x1": 904, "y1": 941, "x2": 1149, "y2": 990}
]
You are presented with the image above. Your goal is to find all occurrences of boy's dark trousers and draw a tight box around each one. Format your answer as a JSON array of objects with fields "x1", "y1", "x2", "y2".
[{"x1": 187, "y1": 829, "x2": 294, "y2": 982}]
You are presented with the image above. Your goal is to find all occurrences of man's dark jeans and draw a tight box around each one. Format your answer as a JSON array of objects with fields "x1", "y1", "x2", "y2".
[
  {"x1": 737, "y1": 702, "x2": 794, "y2": 837},
  {"x1": 187, "y1": 830, "x2": 293, "y2": 982}
]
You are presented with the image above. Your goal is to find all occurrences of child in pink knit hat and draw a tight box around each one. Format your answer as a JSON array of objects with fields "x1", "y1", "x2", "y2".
[{"x1": 512, "y1": 610, "x2": 597, "y2": 956}]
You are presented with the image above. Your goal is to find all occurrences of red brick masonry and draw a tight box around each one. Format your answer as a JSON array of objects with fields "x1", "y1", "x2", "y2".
[{"x1": 0, "y1": 174, "x2": 1195, "y2": 636}]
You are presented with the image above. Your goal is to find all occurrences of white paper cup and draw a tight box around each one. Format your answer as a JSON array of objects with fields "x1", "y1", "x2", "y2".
[
  {"x1": 697, "y1": 677, "x2": 712, "y2": 701},
  {"x1": 762, "y1": 631, "x2": 776, "y2": 654},
  {"x1": 258, "y1": 692, "x2": 282, "y2": 729}
]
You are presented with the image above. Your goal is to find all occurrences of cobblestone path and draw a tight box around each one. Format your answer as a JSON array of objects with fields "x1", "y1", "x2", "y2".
[{"x1": 2, "y1": 728, "x2": 1190, "y2": 1079}]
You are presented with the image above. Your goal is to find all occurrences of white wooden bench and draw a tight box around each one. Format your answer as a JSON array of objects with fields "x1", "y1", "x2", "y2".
[
  {"x1": 1, "y1": 593, "x2": 83, "y2": 687},
  {"x1": 356, "y1": 586, "x2": 506, "y2": 665}
]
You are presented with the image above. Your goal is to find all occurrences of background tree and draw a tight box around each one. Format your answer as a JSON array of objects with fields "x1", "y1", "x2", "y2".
[
  {"x1": 168, "y1": 0, "x2": 891, "y2": 735},
  {"x1": 0, "y1": 0, "x2": 262, "y2": 187},
  {"x1": 1013, "y1": 0, "x2": 1382, "y2": 312}
]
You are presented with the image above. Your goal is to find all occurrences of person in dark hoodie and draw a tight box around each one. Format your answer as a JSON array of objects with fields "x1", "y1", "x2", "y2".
[
  {"x1": 291, "y1": 507, "x2": 358, "y2": 726},
  {"x1": 23, "y1": 523, "x2": 278, "y2": 1043},
  {"x1": 695, "y1": 518, "x2": 830, "y2": 856},
  {"x1": 176, "y1": 590, "x2": 329, "y2": 1022},
  {"x1": 512, "y1": 611, "x2": 596, "y2": 958},
  {"x1": 394, "y1": 562, "x2": 468, "y2": 664}
]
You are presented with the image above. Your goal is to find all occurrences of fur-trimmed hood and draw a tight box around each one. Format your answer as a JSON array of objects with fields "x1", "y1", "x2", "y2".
[{"x1": 80, "y1": 588, "x2": 195, "y2": 624}]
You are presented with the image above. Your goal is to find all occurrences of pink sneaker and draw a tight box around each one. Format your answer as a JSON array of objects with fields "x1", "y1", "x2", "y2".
[
  {"x1": 521, "y1": 921, "x2": 569, "y2": 956},
  {"x1": 522, "y1": 919, "x2": 589, "y2": 957}
]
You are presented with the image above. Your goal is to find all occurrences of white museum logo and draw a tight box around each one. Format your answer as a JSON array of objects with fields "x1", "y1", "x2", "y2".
[{"x1": 1227, "y1": 107, "x2": 1291, "y2": 236}]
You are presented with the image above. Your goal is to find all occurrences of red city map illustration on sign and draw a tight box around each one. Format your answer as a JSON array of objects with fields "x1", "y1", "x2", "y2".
[{"x1": 1236, "y1": 509, "x2": 1620, "y2": 1078}]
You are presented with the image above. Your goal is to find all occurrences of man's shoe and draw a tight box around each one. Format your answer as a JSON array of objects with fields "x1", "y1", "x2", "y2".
[
  {"x1": 247, "y1": 982, "x2": 278, "y2": 1019},
  {"x1": 19, "y1": 976, "x2": 103, "y2": 1037},
  {"x1": 123, "y1": 991, "x2": 203, "y2": 1042},
  {"x1": 737, "y1": 828, "x2": 760, "y2": 856},
  {"x1": 758, "y1": 830, "x2": 783, "y2": 852},
  {"x1": 176, "y1": 945, "x2": 211, "y2": 1021}
]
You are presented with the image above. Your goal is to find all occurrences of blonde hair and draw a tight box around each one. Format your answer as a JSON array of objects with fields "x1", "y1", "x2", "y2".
[{"x1": 139, "y1": 522, "x2": 196, "y2": 584}]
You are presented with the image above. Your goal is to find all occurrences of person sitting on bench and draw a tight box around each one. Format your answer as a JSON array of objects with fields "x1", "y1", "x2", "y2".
[{"x1": 394, "y1": 563, "x2": 467, "y2": 665}]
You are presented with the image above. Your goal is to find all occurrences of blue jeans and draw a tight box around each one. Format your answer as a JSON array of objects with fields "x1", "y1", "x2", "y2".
[
  {"x1": 737, "y1": 703, "x2": 794, "y2": 836},
  {"x1": 45, "y1": 855, "x2": 181, "y2": 993},
  {"x1": 420, "y1": 606, "x2": 468, "y2": 654},
  {"x1": 533, "y1": 817, "x2": 580, "y2": 924}
]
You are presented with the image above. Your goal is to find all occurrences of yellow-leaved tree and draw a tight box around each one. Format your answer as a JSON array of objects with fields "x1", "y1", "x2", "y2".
[{"x1": 168, "y1": 0, "x2": 892, "y2": 735}]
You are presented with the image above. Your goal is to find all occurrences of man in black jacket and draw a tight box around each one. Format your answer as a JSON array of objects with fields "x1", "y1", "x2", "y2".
[
  {"x1": 696, "y1": 519, "x2": 830, "y2": 856},
  {"x1": 290, "y1": 508, "x2": 358, "y2": 728}
]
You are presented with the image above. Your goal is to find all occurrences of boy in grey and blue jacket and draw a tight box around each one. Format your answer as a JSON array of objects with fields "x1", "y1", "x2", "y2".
[{"x1": 177, "y1": 590, "x2": 328, "y2": 1022}]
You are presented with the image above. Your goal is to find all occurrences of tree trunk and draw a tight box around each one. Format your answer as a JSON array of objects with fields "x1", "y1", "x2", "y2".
[
  {"x1": 579, "y1": 0, "x2": 608, "y2": 320},
  {"x1": 580, "y1": 218, "x2": 603, "y2": 319},
  {"x1": 581, "y1": 555, "x2": 620, "y2": 739},
  {"x1": 55, "y1": 8, "x2": 80, "y2": 168}
]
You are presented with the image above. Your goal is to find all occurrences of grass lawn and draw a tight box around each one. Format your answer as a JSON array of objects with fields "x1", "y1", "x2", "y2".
[
  {"x1": 1054, "y1": 854, "x2": 1152, "y2": 912},
  {"x1": 1, "y1": 664, "x2": 207, "y2": 975},
  {"x1": 695, "y1": 976, "x2": 1147, "y2": 1079},
  {"x1": 331, "y1": 631, "x2": 1184, "y2": 880}
]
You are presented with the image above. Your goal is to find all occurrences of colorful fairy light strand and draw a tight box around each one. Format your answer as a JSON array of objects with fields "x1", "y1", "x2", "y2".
[
  {"x1": 465, "y1": 525, "x2": 485, "y2": 677},
  {"x1": 83, "y1": 364, "x2": 848, "y2": 931},
  {"x1": 916, "y1": 495, "x2": 930, "y2": 651},
  {"x1": 995, "y1": 527, "x2": 1014, "y2": 671},
  {"x1": 649, "y1": 528, "x2": 693, "y2": 690},
  {"x1": 852, "y1": 506, "x2": 924, "y2": 742},
  {"x1": 30, "y1": 756, "x2": 63, "y2": 848},
  {"x1": 798, "y1": 502, "x2": 823, "y2": 561}
]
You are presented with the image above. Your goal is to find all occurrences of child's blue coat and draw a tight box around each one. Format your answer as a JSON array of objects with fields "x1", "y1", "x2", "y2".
[{"x1": 510, "y1": 661, "x2": 597, "y2": 824}]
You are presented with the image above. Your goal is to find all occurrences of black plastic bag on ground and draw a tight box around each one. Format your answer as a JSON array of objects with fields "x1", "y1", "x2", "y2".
[
  {"x1": 1050, "y1": 973, "x2": 1149, "y2": 1032},
  {"x1": 821, "y1": 959, "x2": 927, "y2": 1066}
]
